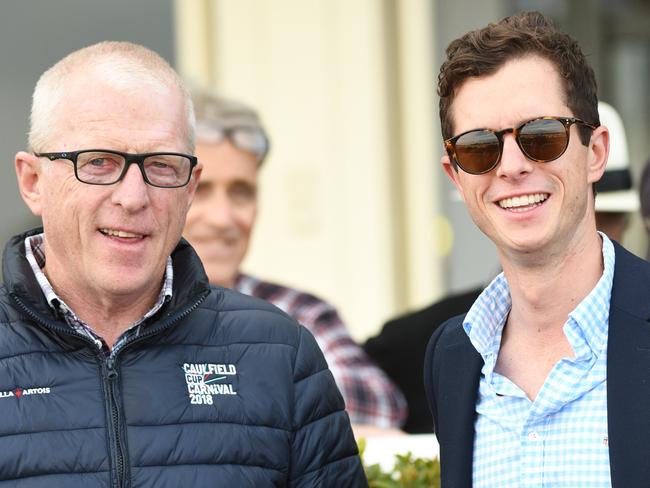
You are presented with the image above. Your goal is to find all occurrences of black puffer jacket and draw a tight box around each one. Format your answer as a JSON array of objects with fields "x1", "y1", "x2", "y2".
[{"x1": 0, "y1": 229, "x2": 367, "y2": 487}]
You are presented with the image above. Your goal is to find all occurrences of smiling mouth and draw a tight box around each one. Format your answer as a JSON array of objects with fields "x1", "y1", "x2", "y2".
[
  {"x1": 498, "y1": 193, "x2": 549, "y2": 211},
  {"x1": 99, "y1": 228, "x2": 145, "y2": 239}
]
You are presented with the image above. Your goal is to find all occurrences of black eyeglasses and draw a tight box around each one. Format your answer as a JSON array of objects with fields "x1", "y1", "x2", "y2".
[
  {"x1": 444, "y1": 116, "x2": 597, "y2": 175},
  {"x1": 35, "y1": 149, "x2": 198, "y2": 188}
]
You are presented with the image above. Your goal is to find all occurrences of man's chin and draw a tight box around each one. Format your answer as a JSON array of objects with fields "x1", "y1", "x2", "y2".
[{"x1": 90, "y1": 257, "x2": 164, "y2": 294}]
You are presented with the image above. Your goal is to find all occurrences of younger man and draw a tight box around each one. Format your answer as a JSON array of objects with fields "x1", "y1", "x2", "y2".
[{"x1": 425, "y1": 12, "x2": 650, "y2": 487}]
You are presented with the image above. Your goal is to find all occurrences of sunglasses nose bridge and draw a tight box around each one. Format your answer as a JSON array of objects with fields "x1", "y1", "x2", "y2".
[
  {"x1": 496, "y1": 126, "x2": 516, "y2": 142},
  {"x1": 493, "y1": 126, "x2": 516, "y2": 153},
  {"x1": 495, "y1": 127, "x2": 536, "y2": 177},
  {"x1": 493, "y1": 127, "x2": 518, "y2": 160}
]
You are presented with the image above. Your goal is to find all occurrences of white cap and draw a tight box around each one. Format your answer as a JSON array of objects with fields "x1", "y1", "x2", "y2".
[{"x1": 595, "y1": 101, "x2": 640, "y2": 213}]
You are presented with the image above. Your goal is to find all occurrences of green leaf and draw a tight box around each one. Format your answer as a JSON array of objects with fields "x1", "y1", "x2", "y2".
[{"x1": 358, "y1": 440, "x2": 441, "y2": 488}]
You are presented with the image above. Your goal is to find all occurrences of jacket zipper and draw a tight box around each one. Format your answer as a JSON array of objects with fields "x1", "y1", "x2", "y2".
[
  {"x1": 105, "y1": 356, "x2": 126, "y2": 488},
  {"x1": 10, "y1": 289, "x2": 210, "y2": 487},
  {"x1": 99, "y1": 290, "x2": 209, "y2": 488}
]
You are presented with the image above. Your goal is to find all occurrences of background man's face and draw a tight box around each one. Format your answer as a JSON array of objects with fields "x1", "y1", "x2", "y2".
[
  {"x1": 184, "y1": 141, "x2": 258, "y2": 287},
  {"x1": 442, "y1": 55, "x2": 604, "y2": 261},
  {"x1": 23, "y1": 72, "x2": 199, "y2": 300}
]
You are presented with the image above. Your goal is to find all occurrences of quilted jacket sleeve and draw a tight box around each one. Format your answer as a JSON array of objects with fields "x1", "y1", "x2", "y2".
[{"x1": 289, "y1": 326, "x2": 368, "y2": 487}]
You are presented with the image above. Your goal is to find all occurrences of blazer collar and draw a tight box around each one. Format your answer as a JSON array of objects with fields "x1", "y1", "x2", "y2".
[{"x1": 436, "y1": 322, "x2": 482, "y2": 488}]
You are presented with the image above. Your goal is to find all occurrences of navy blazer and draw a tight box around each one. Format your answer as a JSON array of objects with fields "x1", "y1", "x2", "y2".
[{"x1": 424, "y1": 242, "x2": 650, "y2": 487}]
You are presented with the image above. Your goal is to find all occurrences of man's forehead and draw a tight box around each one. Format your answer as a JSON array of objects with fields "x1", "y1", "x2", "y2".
[
  {"x1": 48, "y1": 79, "x2": 188, "y2": 150},
  {"x1": 63, "y1": 70, "x2": 179, "y2": 106},
  {"x1": 449, "y1": 56, "x2": 567, "y2": 133}
]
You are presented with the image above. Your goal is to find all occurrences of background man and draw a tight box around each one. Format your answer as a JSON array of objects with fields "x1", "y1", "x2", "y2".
[
  {"x1": 365, "y1": 100, "x2": 640, "y2": 434},
  {"x1": 7, "y1": 41, "x2": 365, "y2": 486},
  {"x1": 183, "y1": 91, "x2": 407, "y2": 432},
  {"x1": 593, "y1": 101, "x2": 640, "y2": 241},
  {"x1": 425, "y1": 12, "x2": 650, "y2": 487}
]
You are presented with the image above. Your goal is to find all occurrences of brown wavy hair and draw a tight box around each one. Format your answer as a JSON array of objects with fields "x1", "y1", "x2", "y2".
[{"x1": 439, "y1": 11, "x2": 599, "y2": 145}]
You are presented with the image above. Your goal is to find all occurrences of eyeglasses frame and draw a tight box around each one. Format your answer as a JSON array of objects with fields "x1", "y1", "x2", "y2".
[
  {"x1": 444, "y1": 116, "x2": 598, "y2": 175},
  {"x1": 34, "y1": 149, "x2": 198, "y2": 188}
]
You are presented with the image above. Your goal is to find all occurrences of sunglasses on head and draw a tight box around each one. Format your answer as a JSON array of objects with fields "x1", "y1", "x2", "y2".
[
  {"x1": 196, "y1": 123, "x2": 269, "y2": 164},
  {"x1": 444, "y1": 116, "x2": 597, "y2": 175}
]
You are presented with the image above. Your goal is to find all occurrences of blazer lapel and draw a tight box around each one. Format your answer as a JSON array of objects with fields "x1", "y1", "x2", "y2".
[
  {"x1": 607, "y1": 243, "x2": 650, "y2": 488},
  {"x1": 437, "y1": 326, "x2": 482, "y2": 488}
]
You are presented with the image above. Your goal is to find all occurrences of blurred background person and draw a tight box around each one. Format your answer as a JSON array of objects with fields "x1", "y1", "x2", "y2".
[
  {"x1": 594, "y1": 101, "x2": 640, "y2": 242},
  {"x1": 183, "y1": 91, "x2": 407, "y2": 432},
  {"x1": 364, "y1": 100, "x2": 640, "y2": 434},
  {"x1": 364, "y1": 286, "x2": 481, "y2": 433}
]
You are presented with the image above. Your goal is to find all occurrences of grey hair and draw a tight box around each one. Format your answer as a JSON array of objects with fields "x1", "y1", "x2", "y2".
[
  {"x1": 192, "y1": 90, "x2": 269, "y2": 165},
  {"x1": 29, "y1": 41, "x2": 195, "y2": 153}
]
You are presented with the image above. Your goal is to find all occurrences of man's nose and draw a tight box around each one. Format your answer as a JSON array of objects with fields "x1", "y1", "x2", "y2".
[{"x1": 204, "y1": 190, "x2": 237, "y2": 228}]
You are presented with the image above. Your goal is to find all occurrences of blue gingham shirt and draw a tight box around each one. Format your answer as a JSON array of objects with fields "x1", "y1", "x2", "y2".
[
  {"x1": 465, "y1": 233, "x2": 614, "y2": 487},
  {"x1": 24, "y1": 233, "x2": 173, "y2": 356}
]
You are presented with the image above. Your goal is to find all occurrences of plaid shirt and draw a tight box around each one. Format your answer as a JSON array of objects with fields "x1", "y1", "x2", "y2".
[
  {"x1": 465, "y1": 233, "x2": 614, "y2": 487},
  {"x1": 24, "y1": 233, "x2": 173, "y2": 356},
  {"x1": 235, "y1": 273, "x2": 407, "y2": 428}
]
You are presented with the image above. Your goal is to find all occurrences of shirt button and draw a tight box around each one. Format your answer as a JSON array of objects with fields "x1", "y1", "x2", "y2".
[{"x1": 527, "y1": 431, "x2": 539, "y2": 441}]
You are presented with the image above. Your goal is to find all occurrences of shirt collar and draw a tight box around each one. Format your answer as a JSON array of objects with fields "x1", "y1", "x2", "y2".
[
  {"x1": 567, "y1": 232, "x2": 614, "y2": 358},
  {"x1": 464, "y1": 232, "x2": 615, "y2": 362}
]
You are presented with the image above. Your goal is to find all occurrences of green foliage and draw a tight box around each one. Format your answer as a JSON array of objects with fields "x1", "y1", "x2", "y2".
[{"x1": 358, "y1": 438, "x2": 441, "y2": 488}]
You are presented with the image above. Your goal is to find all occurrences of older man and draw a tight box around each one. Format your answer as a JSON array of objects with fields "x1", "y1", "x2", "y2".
[
  {"x1": 8, "y1": 41, "x2": 366, "y2": 486},
  {"x1": 425, "y1": 12, "x2": 650, "y2": 487},
  {"x1": 183, "y1": 92, "x2": 407, "y2": 430}
]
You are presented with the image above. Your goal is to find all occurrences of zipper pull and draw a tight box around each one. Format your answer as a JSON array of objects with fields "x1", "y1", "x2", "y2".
[{"x1": 106, "y1": 357, "x2": 118, "y2": 380}]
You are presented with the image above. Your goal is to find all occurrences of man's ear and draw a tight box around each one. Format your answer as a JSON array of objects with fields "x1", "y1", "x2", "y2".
[
  {"x1": 15, "y1": 151, "x2": 44, "y2": 216},
  {"x1": 442, "y1": 153, "x2": 466, "y2": 202},
  {"x1": 587, "y1": 125, "x2": 609, "y2": 185}
]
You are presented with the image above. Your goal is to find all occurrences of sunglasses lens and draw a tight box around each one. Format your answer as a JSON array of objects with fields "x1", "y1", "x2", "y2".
[
  {"x1": 231, "y1": 128, "x2": 269, "y2": 163},
  {"x1": 454, "y1": 130, "x2": 500, "y2": 174},
  {"x1": 519, "y1": 118, "x2": 568, "y2": 162}
]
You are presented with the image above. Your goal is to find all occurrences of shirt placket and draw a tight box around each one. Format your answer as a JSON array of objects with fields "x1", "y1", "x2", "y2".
[{"x1": 519, "y1": 413, "x2": 547, "y2": 488}]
